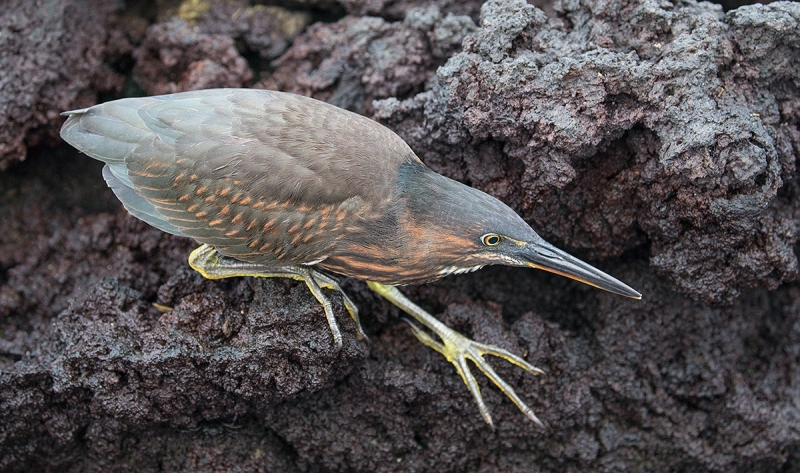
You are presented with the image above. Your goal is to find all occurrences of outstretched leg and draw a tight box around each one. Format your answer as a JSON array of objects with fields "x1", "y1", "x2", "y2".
[
  {"x1": 189, "y1": 245, "x2": 367, "y2": 351},
  {"x1": 367, "y1": 281, "x2": 544, "y2": 428}
]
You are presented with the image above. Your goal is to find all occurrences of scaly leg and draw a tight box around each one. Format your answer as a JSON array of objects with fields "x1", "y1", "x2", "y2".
[
  {"x1": 189, "y1": 245, "x2": 367, "y2": 351},
  {"x1": 367, "y1": 281, "x2": 544, "y2": 428}
]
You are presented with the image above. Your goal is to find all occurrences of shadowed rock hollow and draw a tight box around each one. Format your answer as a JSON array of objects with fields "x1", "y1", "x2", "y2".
[{"x1": 1, "y1": 0, "x2": 799, "y2": 471}]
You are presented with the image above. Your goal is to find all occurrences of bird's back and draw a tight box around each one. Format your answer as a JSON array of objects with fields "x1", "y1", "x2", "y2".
[{"x1": 61, "y1": 89, "x2": 419, "y2": 267}]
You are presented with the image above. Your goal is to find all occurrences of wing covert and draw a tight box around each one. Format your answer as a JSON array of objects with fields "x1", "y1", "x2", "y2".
[{"x1": 61, "y1": 89, "x2": 417, "y2": 264}]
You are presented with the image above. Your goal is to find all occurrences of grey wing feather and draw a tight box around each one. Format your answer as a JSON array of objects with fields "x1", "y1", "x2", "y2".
[
  {"x1": 106, "y1": 162, "x2": 133, "y2": 188},
  {"x1": 60, "y1": 88, "x2": 418, "y2": 262},
  {"x1": 102, "y1": 165, "x2": 186, "y2": 237}
]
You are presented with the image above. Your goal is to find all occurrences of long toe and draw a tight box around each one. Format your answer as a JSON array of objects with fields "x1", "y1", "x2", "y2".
[
  {"x1": 368, "y1": 281, "x2": 545, "y2": 426},
  {"x1": 413, "y1": 322, "x2": 544, "y2": 427},
  {"x1": 463, "y1": 345, "x2": 544, "y2": 427}
]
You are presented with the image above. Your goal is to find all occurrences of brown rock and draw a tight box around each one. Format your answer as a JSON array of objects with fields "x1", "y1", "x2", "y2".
[
  {"x1": 2, "y1": 0, "x2": 800, "y2": 471},
  {"x1": 0, "y1": 0, "x2": 127, "y2": 170}
]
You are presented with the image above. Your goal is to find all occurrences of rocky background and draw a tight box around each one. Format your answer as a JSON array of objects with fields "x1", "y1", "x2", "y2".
[{"x1": 2, "y1": 0, "x2": 799, "y2": 471}]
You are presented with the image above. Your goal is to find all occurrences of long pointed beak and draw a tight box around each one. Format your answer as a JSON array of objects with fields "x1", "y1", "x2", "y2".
[{"x1": 522, "y1": 240, "x2": 642, "y2": 299}]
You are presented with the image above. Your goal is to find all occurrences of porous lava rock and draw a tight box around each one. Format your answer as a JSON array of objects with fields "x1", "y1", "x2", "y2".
[
  {"x1": 2, "y1": 0, "x2": 800, "y2": 472},
  {"x1": 374, "y1": 0, "x2": 800, "y2": 304},
  {"x1": 0, "y1": 0, "x2": 128, "y2": 170},
  {"x1": 266, "y1": 5, "x2": 476, "y2": 112}
]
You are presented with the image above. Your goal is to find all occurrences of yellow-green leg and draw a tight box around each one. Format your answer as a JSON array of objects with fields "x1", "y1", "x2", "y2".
[
  {"x1": 189, "y1": 244, "x2": 367, "y2": 351},
  {"x1": 367, "y1": 281, "x2": 544, "y2": 428}
]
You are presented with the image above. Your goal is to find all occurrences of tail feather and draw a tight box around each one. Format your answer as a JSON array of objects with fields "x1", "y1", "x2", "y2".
[
  {"x1": 62, "y1": 99, "x2": 189, "y2": 239},
  {"x1": 60, "y1": 101, "x2": 153, "y2": 165},
  {"x1": 60, "y1": 108, "x2": 91, "y2": 116}
]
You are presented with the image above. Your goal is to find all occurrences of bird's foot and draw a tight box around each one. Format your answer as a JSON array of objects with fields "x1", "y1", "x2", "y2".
[
  {"x1": 188, "y1": 244, "x2": 367, "y2": 351},
  {"x1": 366, "y1": 281, "x2": 544, "y2": 428}
]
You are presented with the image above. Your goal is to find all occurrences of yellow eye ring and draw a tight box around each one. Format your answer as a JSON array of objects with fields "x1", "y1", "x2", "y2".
[{"x1": 482, "y1": 234, "x2": 501, "y2": 246}]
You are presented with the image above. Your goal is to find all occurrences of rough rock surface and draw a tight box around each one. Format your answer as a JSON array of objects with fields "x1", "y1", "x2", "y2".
[
  {"x1": 2, "y1": 0, "x2": 800, "y2": 472},
  {"x1": 266, "y1": 6, "x2": 476, "y2": 112},
  {"x1": 375, "y1": 0, "x2": 800, "y2": 304},
  {"x1": 339, "y1": 0, "x2": 485, "y2": 22},
  {"x1": 191, "y1": 2, "x2": 312, "y2": 63},
  {"x1": 133, "y1": 17, "x2": 255, "y2": 95},
  {"x1": 0, "y1": 0, "x2": 128, "y2": 170}
]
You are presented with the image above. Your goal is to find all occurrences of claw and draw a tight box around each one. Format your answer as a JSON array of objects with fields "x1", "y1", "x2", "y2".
[
  {"x1": 467, "y1": 344, "x2": 544, "y2": 427},
  {"x1": 189, "y1": 244, "x2": 365, "y2": 352},
  {"x1": 301, "y1": 272, "x2": 343, "y2": 352},
  {"x1": 369, "y1": 281, "x2": 545, "y2": 427},
  {"x1": 189, "y1": 245, "x2": 545, "y2": 424},
  {"x1": 312, "y1": 271, "x2": 368, "y2": 341}
]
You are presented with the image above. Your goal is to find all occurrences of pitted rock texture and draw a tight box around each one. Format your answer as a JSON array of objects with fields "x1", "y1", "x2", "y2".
[
  {"x1": 131, "y1": 1, "x2": 319, "y2": 94},
  {"x1": 266, "y1": 6, "x2": 476, "y2": 113},
  {"x1": 2, "y1": 0, "x2": 800, "y2": 472},
  {"x1": 133, "y1": 18, "x2": 255, "y2": 95},
  {"x1": 187, "y1": 1, "x2": 313, "y2": 63},
  {"x1": 375, "y1": 0, "x2": 800, "y2": 304},
  {"x1": 339, "y1": 0, "x2": 484, "y2": 21},
  {"x1": 0, "y1": 0, "x2": 128, "y2": 170}
]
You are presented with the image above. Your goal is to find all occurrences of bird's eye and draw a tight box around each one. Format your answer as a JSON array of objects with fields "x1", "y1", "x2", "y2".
[{"x1": 482, "y1": 234, "x2": 501, "y2": 246}]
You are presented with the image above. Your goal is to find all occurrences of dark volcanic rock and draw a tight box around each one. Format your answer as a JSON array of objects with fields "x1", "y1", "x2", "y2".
[
  {"x1": 339, "y1": 0, "x2": 484, "y2": 22},
  {"x1": 2, "y1": 0, "x2": 800, "y2": 472},
  {"x1": 190, "y1": 1, "x2": 313, "y2": 63},
  {"x1": 133, "y1": 18, "x2": 254, "y2": 95},
  {"x1": 0, "y1": 0, "x2": 127, "y2": 170},
  {"x1": 266, "y1": 6, "x2": 476, "y2": 112},
  {"x1": 374, "y1": 0, "x2": 800, "y2": 304},
  {"x1": 132, "y1": 1, "x2": 315, "y2": 95}
]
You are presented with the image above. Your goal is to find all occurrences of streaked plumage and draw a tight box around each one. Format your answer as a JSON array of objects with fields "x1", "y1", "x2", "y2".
[
  {"x1": 61, "y1": 88, "x2": 640, "y2": 427},
  {"x1": 62, "y1": 89, "x2": 542, "y2": 285}
]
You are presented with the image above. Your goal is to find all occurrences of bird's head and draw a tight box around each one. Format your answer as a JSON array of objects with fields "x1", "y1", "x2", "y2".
[{"x1": 397, "y1": 161, "x2": 641, "y2": 298}]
